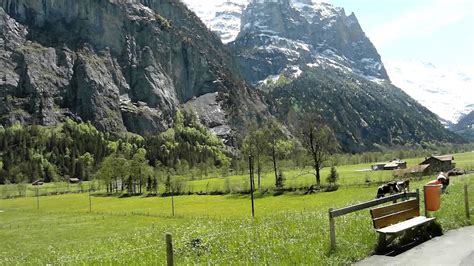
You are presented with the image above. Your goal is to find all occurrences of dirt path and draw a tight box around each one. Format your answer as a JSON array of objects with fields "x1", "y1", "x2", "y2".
[{"x1": 356, "y1": 226, "x2": 474, "y2": 266}]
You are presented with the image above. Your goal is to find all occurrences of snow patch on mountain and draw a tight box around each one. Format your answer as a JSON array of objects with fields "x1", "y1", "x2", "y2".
[
  {"x1": 182, "y1": 0, "x2": 249, "y2": 43},
  {"x1": 386, "y1": 60, "x2": 474, "y2": 124},
  {"x1": 292, "y1": 0, "x2": 342, "y2": 22}
]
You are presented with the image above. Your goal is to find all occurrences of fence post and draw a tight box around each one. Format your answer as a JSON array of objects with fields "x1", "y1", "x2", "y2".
[
  {"x1": 166, "y1": 233, "x2": 174, "y2": 266},
  {"x1": 171, "y1": 191, "x2": 175, "y2": 217},
  {"x1": 89, "y1": 183, "x2": 92, "y2": 213},
  {"x1": 465, "y1": 184, "x2": 470, "y2": 220},
  {"x1": 329, "y1": 208, "x2": 336, "y2": 250},
  {"x1": 423, "y1": 186, "x2": 429, "y2": 218}
]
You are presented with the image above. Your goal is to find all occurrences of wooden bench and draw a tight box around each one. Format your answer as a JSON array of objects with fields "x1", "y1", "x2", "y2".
[{"x1": 370, "y1": 198, "x2": 435, "y2": 248}]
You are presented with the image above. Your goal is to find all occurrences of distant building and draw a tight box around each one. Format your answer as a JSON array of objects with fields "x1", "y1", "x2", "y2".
[
  {"x1": 32, "y1": 180, "x2": 44, "y2": 186},
  {"x1": 371, "y1": 159, "x2": 407, "y2": 171},
  {"x1": 69, "y1": 178, "x2": 81, "y2": 184},
  {"x1": 420, "y1": 155, "x2": 455, "y2": 173},
  {"x1": 371, "y1": 163, "x2": 386, "y2": 171},
  {"x1": 394, "y1": 164, "x2": 430, "y2": 178},
  {"x1": 384, "y1": 159, "x2": 407, "y2": 170}
]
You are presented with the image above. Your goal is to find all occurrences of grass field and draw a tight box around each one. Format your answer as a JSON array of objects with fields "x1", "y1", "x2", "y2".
[
  {"x1": 184, "y1": 151, "x2": 474, "y2": 193},
  {"x1": 0, "y1": 171, "x2": 472, "y2": 264},
  {"x1": 2, "y1": 152, "x2": 473, "y2": 199}
]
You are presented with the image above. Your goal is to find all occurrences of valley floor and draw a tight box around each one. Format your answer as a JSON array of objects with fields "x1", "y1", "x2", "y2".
[{"x1": 0, "y1": 172, "x2": 473, "y2": 264}]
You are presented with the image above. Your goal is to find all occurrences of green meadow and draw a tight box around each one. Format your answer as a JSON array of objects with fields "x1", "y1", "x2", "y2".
[
  {"x1": 0, "y1": 152, "x2": 473, "y2": 265},
  {"x1": 182, "y1": 151, "x2": 474, "y2": 194}
]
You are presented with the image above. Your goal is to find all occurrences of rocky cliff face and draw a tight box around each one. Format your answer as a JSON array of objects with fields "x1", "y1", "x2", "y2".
[{"x1": 0, "y1": 0, "x2": 264, "y2": 137}]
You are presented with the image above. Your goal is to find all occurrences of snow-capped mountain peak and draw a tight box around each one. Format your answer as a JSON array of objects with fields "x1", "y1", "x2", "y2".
[{"x1": 183, "y1": 0, "x2": 388, "y2": 85}]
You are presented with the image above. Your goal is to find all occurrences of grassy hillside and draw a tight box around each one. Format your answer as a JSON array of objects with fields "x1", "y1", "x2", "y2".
[{"x1": 0, "y1": 164, "x2": 472, "y2": 264}]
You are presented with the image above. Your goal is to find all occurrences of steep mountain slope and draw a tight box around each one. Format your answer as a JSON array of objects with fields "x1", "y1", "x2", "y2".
[
  {"x1": 0, "y1": 0, "x2": 266, "y2": 139},
  {"x1": 386, "y1": 60, "x2": 474, "y2": 124},
  {"x1": 182, "y1": 0, "x2": 463, "y2": 151},
  {"x1": 264, "y1": 67, "x2": 463, "y2": 152}
]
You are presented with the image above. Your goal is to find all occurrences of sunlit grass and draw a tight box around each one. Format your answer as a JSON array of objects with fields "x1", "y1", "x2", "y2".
[{"x1": 0, "y1": 173, "x2": 472, "y2": 265}]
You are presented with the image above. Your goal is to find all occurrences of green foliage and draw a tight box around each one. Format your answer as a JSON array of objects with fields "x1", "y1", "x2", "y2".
[
  {"x1": 155, "y1": 14, "x2": 172, "y2": 30},
  {"x1": 0, "y1": 121, "x2": 108, "y2": 184},
  {"x1": 0, "y1": 111, "x2": 231, "y2": 186},
  {"x1": 326, "y1": 165, "x2": 339, "y2": 186},
  {"x1": 261, "y1": 74, "x2": 292, "y2": 90},
  {"x1": 275, "y1": 170, "x2": 285, "y2": 190},
  {"x1": 145, "y1": 109, "x2": 230, "y2": 172},
  {"x1": 96, "y1": 154, "x2": 128, "y2": 185}
]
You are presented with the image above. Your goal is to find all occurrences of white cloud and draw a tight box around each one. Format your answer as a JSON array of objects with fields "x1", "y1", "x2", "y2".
[{"x1": 369, "y1": 0, "x2": 474, "y2": 48}]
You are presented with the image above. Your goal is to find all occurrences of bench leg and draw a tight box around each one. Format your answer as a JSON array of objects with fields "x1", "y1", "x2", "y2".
[
  {"x1": 378, "y1": 234, "x2": 387, "y2": 247},
  {"x1": 377, "y1": 233, "x2": 398, "y2": 253}
]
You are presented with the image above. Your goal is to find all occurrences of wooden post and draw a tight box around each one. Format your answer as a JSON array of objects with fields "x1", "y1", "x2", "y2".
[
  {"x1": 415, "y1": 188, "x2": 420, "y2": 206},
  {"x1": 36, "y1": 187, "x2": 39, "y2": 210},
  {"x1": 465, "y1": 184, "x2": 470, "y2": 220},
  {"x1": 329, "y1": 208, "x2": 336, "y2": 250},
  {"x1": 249, "y1": 155, "x2": 255, "y2": 218},
  {"x1": 165, "y1": 233, "x2": 173, "y2": 266},
  {"x1": 423, "y1": 186, "x2": 429, "y2": 218},
  {"x1": 171, "y1": 191, "x2": 175, "y2": 217},
  {"x1": 89, "y1": 183, "x2": 92, "y2": 213}
]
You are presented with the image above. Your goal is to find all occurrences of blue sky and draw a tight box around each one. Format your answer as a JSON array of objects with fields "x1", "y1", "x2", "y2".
[{"x1": 327, "y1": 0, "x2": 474, "y2": 68}]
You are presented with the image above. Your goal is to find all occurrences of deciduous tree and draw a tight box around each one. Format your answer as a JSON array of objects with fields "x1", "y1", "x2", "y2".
[{"x1": 300, "y1": 117, "x2": 337, "y2": 188}]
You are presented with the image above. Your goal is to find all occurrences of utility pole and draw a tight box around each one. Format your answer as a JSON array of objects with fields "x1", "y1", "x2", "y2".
[{"x1": 249, "y1": 155, "x2": 255, "y2": 218}]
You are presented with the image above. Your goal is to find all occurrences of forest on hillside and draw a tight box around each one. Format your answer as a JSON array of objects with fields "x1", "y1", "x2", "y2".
[{"x1": 0, "y1": 108, "x2": 472, "y2": 192}]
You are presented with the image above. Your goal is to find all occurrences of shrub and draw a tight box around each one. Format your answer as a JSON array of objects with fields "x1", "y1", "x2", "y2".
[{"x1": 327, "y1": 166, "x2": 339, "y2": 188}]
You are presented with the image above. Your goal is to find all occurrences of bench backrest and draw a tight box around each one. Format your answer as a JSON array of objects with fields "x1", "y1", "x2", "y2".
[{"x1": 370, "y1": 199, "x2": 419, "y2": 229}]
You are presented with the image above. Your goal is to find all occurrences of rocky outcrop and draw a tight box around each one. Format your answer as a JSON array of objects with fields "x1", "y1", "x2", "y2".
[
  {"x1": 0, "y1": 0, "x2": 264, "y2": 136},
  {"x1": 185, "y1": 92, "x2": 232, "y2": 143}
]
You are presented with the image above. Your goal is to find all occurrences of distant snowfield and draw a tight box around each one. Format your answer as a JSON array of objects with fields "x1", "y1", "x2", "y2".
[{"x1": 386, "y1": 60, "x2": 474, "y2": 124}]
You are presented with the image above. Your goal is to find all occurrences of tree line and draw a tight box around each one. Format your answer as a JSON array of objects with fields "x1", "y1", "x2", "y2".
[
  {"x1": 0, "y1": 109, "x2": 229, "y2": 189},
  {"x1": 1, "y1": 107, "x2": 471, "y2": 195}
]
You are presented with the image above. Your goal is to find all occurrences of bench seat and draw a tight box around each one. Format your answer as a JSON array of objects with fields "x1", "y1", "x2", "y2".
[{"x1": 376, "y1": 216, "x2": 436, "y2": 234}]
